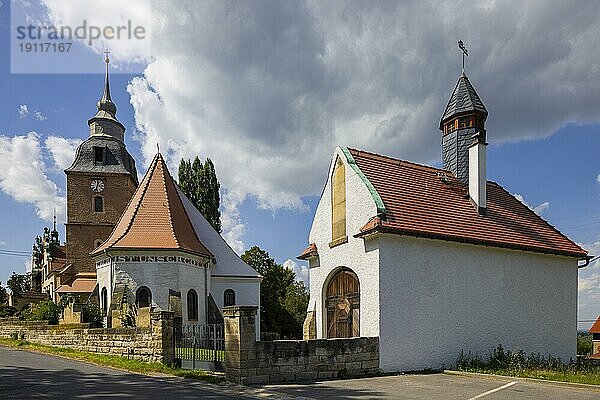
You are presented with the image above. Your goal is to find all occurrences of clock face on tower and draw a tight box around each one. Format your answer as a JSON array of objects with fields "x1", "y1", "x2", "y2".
[{"x1": 90, "y1": 179, "x2": 105, "y2": 192}]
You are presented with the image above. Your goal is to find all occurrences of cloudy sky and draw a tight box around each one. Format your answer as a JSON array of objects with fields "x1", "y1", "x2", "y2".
[{"x1": 1, "y1": 0, "x2": 599, "y2": 327}]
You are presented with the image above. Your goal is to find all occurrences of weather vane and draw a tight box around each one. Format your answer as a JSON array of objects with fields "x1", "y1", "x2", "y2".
[{"x1": 458, "y1": 40, "x2": 468, "y2": 73}]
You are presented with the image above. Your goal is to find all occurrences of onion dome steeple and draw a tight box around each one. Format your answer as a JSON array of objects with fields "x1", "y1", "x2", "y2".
[{"x1": 88, "y1": 51, "x2": 126, "y2": 142}]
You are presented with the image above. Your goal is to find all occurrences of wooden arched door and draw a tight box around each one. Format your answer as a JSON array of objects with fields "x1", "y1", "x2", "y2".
[{"x1": 325, "y1": 269, "x2": 360, "y2": 338}]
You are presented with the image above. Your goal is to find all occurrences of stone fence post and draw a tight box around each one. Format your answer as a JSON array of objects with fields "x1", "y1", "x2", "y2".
[
  {"x1": 151, "y1": 310, "x2": 174, "y2": 366},
  {"x1": 223, "y1": 305, "x2": 257, "y2": 384}
]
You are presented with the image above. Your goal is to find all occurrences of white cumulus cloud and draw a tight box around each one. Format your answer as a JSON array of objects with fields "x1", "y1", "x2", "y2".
[
  {"x1": 220, "y1": 191, "x2": 246, "y2": 255},
  {"x1": 34, "y1": 111, "x2": 47, "y2": 121},
  {"x1": 39, "y1": 0, "x2": 600, "y2": 213},
  {"x1": 45, "y1": 136, "x2": 83, "y2": 171},
  {"x1": 283, "y1": 258, "x2": 309, "y2": 285},
  {"x1": 18, "y1": 104, "x2": 29, "y2": 119},
  {"x1": 513, "y1": 193, "x2": 550, "y2": 215},
  {"x1": 0, "y1": 133, "x2": 65, "y2": 223}
]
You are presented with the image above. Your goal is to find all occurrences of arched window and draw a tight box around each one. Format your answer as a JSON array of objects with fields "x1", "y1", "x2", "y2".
[
  {"x1": 187, "y1": 289, "x2": 198, "y2": 321},
  {"x1": 101, "y1": 287, "x2": 108, "y2": 316},
  {"x1": 136, "y1": 286, "x2": 151, "y2": 308},
  {"x1": 224, "y1": 289, "x2": 236, "y2": 307},
  {"x1": 331, "y1": 157, "x2": 346, "y2": 243},
  {"x1": 94, "y1": 196, "x2": 104, "y2": 212}
]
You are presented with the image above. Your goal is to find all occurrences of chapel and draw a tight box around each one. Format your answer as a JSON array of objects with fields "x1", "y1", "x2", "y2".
[
  {"x1": 298, "y1": 70, "x2": 590, "y2": 372},
  {"x1": 91, "y1": 151, "x2": 261, "y2": 332}
]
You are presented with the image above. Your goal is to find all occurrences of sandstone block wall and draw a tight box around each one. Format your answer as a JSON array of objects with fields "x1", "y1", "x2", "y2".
[
  {"x1": 224, "y1": 306, "x2": 380, "y2": 385},
  {"x1": 0, "y1": 311, "x2": 173, "y2": 364}
]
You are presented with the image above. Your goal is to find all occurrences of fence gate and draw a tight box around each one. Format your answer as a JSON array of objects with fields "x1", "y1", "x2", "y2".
[{"x1": 173, "y1": 324, "x2": 225, "y2": 371}]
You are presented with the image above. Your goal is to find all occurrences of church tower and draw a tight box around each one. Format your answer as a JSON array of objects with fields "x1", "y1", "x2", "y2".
[
  {"x1": 439, "y1": 71, "x2": 488, "y2": 183},
  {"x1": 65, "y1": 54, "x2": 138, "y2": 275}
]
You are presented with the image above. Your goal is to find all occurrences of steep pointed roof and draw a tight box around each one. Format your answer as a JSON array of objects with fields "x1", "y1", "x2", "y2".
[
  {"x1": 91, "y1": 152, "x2": 212, "y2": 258},
  {"x1": 440, "y1": 72, "x2": 488, "y2": 129},
  {"x1": 88, "y1": 53, "x2": 126, "y2": 136}
]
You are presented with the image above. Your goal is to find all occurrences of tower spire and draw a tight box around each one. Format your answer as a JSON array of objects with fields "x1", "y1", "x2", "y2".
[
  {"x1": 88, "y1": 50, "x2": 125, "y2": 141},
  {"x1": 102, "y1": 50, "x2": 112, "y2": 102},
  {"x1": 51, "y1": 208, "x2": 59, "y2": 244}
]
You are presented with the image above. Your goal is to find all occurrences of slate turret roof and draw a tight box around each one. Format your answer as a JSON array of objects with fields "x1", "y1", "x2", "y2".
[
  {"x1": 65, "y1": 135, "x2": 138, "y2": 179},
  {"x1": 440, "y1": 72, "x2": 488, "y2": 129},
  {"x1": 91, "y1": 152, "x2": 213, "y2": 258}
]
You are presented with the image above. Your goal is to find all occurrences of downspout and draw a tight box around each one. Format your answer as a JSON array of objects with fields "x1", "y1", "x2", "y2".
[{"x1": 204, "y1": 261, "x2": 208, "y2": 324}]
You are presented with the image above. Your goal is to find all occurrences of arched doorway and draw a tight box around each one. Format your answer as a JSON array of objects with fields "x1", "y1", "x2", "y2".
[{"x1": 325, "y1": 268, "x2": 360, "y2": 338}]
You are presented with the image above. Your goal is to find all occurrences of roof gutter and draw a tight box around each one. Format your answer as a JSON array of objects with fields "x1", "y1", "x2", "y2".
[
  {"x1": 579, "y1": 255, "x2": 597, "y2": 269},
  {"x1": 355, "y1": 225, "x2": 589, "y2": 260}
]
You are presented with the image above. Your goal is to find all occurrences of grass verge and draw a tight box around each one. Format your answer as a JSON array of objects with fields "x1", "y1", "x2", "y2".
[
  {"x1": 455, "y1": 345, "x2": 600, "y2": 386},
  {"x1": 0, "y1": 338, "x2": 223, "y2": 384}
]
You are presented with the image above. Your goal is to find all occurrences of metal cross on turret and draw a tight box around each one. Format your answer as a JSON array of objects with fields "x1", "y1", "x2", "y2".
[{"x1": 458, "y1": 40, "x2": 468, "y2": 73}]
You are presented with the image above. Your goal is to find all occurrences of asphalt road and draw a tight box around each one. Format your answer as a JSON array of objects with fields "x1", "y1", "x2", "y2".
[
  {"x1": 0, "y1": 345, "x2": 261, "y2": 399},
  {"x1": 2, "y1": 345, "x2": 600, "y2": 399},
  {"x1": 266, "y1": 373, "x2": 600, "y2": 400}
]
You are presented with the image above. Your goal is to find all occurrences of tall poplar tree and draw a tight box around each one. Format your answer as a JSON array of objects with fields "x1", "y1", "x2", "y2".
[{"x1": 178, "y1": 156, "x2": 222, "y2": 233}]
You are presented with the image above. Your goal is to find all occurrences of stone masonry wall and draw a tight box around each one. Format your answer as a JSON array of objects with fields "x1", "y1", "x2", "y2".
[
  {"x1": 224, "y1": 306, "x2": 379, "y2": 385},
  {"x1": 0, "y1": 311, "x2": 174, "y2": 364}
]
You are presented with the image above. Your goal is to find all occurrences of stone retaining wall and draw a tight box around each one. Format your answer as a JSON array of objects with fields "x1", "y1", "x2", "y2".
[
  {"x1": 224, "y1": 306, "x2": 380, "y2": 385},
  {"x1": 0, "y1": 311, "x2": 174, "y2": 364}
]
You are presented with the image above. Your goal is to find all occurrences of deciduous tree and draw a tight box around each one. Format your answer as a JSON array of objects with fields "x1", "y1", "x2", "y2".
[{"x1": 242, "y1": 246, "x2": 309, "y2": 339}]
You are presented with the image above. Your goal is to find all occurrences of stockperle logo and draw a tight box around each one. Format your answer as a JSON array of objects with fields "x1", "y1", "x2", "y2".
[{"x1": 10, "y1": 0, "x2": 152, "y2": 74}]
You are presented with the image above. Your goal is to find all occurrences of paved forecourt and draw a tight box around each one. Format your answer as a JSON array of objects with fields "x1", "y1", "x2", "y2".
[{"x1": 265, "y1": 372, "x2": 600, "y2": 400}]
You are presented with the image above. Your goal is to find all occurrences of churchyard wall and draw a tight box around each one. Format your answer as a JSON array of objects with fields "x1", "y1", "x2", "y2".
[
  {"x1": 0, "y1": 311, "x2": 174, "y2": 364},
  {"x1": 224, "y1": 306, "x2": 380, "y2": 385}
]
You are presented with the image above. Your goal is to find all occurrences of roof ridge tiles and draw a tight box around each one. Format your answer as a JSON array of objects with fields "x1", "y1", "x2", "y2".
[
  {"x1": 159, "y1": 154, "x2": 180, "y2": 249},
  {"x1": 92, "y1": 153, "x2": 158, "y2": 254},
  {"x1": 347, "y1": 147, "x2": 445, "y2": 174}
]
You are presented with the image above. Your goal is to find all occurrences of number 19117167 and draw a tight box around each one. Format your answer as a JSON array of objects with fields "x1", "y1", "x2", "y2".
[{"x1": 19, "y1": 42, "x2": 72, "y2": 52}]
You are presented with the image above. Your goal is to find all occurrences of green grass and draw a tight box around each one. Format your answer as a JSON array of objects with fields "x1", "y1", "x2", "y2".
[
  {"x1": 456, "y1": 368, "x2": 600, "y2": 385},
  {"x1": 454, "y1": 345, "x2": 600, "y2": 386},
  {"x1": 0, "y1": 338, "x2": 223, "y2": 384}
]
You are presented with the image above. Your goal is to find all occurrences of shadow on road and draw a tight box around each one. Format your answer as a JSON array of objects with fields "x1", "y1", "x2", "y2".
[{"x1": 0, "y1": 365, "x2": 233, "y2": 400}]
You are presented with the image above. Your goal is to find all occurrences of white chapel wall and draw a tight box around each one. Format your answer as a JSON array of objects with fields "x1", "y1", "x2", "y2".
[
  {"x1": 378, "y1": 234, "x2": 578, "y2": 372},
  {"x1": 211, "y1": 276, "x2": 261, "y2": 339},
  {"x1": 307, "y1": 147, "x2": 381, "y2": 339},
  {"x1": 108, "y1": 255, "x2": 209, "y2": 325}
]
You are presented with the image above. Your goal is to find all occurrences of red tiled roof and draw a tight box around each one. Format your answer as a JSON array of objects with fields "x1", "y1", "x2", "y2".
[
  {"x1": 297, "y1": 243, "x2": 318, "y2": 260},
  {"x1": 590, "y1": 316, "x2": 600, "y2": 333},
  {"x1": 91, "y1": 152, "x2": 213, "y2": 258},
  {"x1": 50, "y1": 244, "x2": 66, "y2": 260},
  {"x1": 56, "y1": 278, "x2": 97, "y2": 294},
  {"x1": 349, "y1": 148, "x2": 587, "y2": 258}
]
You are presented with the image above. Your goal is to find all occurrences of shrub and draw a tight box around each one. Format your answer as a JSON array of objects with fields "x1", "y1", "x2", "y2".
[
  {"x1": 577, "y1": 333, "x2": 593, "y2": 355},
  {"x1": 23, "y1": 299, "x2": 61, "y2": 324},
  {"x1": 0, "y1": 305, "x2": 17, "y2": 317},
  {"x1": 82, "y1": 303, "x2": 103, "y2": 328}
]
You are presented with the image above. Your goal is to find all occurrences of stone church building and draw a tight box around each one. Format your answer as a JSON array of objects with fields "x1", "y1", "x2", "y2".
[
  {"x1": 39, "y1": 55, "x2": 138, "y2": 301},
  {"x1": 299, "y1": 72, "x2": 590, "y2": 372},
  {"x1": 42, "y1": 56, "x2": 261, "y2": 332},
  {"x1": 91, "y1": 151, "x2": 261, "y2": 333}
]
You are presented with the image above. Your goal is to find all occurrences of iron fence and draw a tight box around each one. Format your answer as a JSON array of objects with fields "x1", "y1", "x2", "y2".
[{"x1": 173, "y1": 323, "x2": 225, "y2": 371}]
